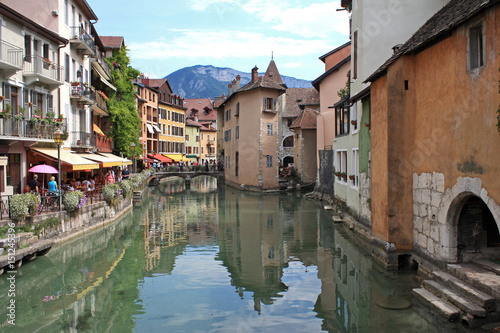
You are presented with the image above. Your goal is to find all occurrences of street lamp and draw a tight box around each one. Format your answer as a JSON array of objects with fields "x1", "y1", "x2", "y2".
[
  {"x1": 130, "y1": 142, "x2": 136, "y2": 174},
  {"x1": 53, "y1": 129, "x2": 64, "y2": 211}
]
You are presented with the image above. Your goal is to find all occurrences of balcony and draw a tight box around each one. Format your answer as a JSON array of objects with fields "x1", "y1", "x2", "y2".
[
  {"x1": 90, "y1": 50, "x2": 111, "y2": 79},
  {"x1": 71, "y1": 131, "x2": 94, "y2": 148},
  {"x1": 71, "y1": 83, "x2": 96, "y2": 106},
  {"x1": 0, "y1": 40, "x2": 23, "y2": 75},
  {"x1": 23, "y1": 56, "x2": 63, "y2": 86},
  {"x1": 70, "y1": 26, "x2": 95, "y2": 56},
  {"x1": 0, "y1": 117, "x2": 67, "y2": 141},
  {"x1": 92, "y1": 92, "x2": 109, "y2": 116}
]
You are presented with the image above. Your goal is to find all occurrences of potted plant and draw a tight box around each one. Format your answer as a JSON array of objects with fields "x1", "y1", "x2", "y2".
[
  {"x1": 340, "y1": 172, "x2": 347, "y2": 180},
  {"x1": 351, "y1": 120, "x2": 357, "y2": 126},
  {"x1": 349, "y1": 175, "x2": 355, "y2": 180}
]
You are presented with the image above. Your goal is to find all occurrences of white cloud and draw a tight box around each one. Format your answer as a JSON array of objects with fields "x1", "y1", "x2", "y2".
[
  {"x1": 187, "y1": 0, "x2": 235, "y2": 11},
  {"x1": 273, "y1": 3, "x2": 350, "y2": 38},
  {"x1": 282, "y1": 62, "x2": 302, "y2": 68},
  {"x1": 128, "y1": 29, "x2": 328, "y2": 61}
]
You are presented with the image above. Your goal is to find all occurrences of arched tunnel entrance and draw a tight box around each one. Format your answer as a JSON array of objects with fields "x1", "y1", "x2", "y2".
[{"x1": 457, "y1": 196, "x2": 500, "y2": 262}]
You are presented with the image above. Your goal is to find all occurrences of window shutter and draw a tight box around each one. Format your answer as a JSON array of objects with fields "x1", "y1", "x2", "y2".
[
  {"x1": 23, "y1": 88, "x2": 29, "y2": 111},
  {"x1": 2, "y1": 83, "x2": 11, "y2": 107},
  {"x1": 31, "y1": 90, "x2": 37, "y2": 111},
  {"x1": 47, "y1": 94, "x2": 53, "y2": 113},
  {"x1": 263, "y1": 97, "x2": 266, "y2": 110},
  {"x1": 273, "y1": 98, "x2": 276, "y2": 111}
]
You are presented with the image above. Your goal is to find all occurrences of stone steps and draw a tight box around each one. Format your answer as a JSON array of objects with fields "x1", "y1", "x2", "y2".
[
  {"x1": 432, "y1": 270, "x2": 496, "y2": 311},
  {"x1": 413, "y1": 260, "x2": 500, "y2": 325},
  {"x1": 422, "y1": 280, "x2": 487, "y2": 317},
  {"x1": 412, "y1": 288, "x2": 460, "y2": 322}
]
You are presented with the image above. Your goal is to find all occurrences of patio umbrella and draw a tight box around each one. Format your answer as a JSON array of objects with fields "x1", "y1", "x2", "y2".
[{"x1": 28, "y1": 164, "x2": 58, "y2": 189}]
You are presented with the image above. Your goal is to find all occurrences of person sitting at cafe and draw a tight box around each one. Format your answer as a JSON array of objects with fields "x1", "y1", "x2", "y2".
[
  {"x1": 105, "y1": 169, "x2": 115, "y2": 184},
  {"x1": 29, "y1": 174, "x2": 39, "y2": 193},
  {"x1": 48, "y1": 176, "x2": 58, "y2": 195}
]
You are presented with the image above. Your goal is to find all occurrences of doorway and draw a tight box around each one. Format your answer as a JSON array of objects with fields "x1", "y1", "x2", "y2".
[{"x1": 457, "y1": 196, "x2": 500, "y2": 262}]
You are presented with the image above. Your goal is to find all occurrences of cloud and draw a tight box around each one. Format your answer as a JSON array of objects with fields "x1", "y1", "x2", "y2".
[
  {"x1": 128, "y1": 29, "x2": 329, "y2": 61},
  {"x1": 282, "y1": 62, "x2": 302, "y2": 68}
]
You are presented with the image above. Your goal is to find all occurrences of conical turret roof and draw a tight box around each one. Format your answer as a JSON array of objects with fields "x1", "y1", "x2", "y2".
[{"x1": 264, "y1": 59, "x2": 283, "y2": 85}]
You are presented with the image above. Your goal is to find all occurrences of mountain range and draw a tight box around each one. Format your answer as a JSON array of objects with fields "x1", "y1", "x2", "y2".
[{"x1": 166, "y1": 65, "x2": 313, "y2": 99}]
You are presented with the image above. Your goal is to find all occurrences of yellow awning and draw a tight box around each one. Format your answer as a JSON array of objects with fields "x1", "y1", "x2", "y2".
[
  {"x1": 93, "y1": 123, "x2": 106, "y2": 136},
  {"x1": 77, "y1": 153, "x2": 123, "y2": 168},
  {"x1": 31, "y1": 148, "x2": 100, "y2": 171},
  {"x1": 164, "y1": 154, "x2": 190, "y2": 162},
  {"x1": 97, "y1": 152, "x2": 132, "y2": 166}
]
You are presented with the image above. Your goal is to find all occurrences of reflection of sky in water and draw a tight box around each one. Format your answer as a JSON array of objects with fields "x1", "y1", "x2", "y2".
[{"x1": 135, "y1": 246, "x2": 324, "y2": 333}]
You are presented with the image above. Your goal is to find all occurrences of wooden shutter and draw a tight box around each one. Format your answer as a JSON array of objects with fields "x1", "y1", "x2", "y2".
[{"x1": 273, "y1": 98, "x2": 276, "y2": 111}]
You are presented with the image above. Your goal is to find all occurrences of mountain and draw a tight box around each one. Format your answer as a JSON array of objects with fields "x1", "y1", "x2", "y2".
[{"x1": 166, "y1": 65, "x2": 313, "y2": 99}]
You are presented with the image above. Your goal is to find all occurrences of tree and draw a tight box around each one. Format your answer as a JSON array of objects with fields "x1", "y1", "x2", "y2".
[{"x1": 104, "y1": 47, "x2": 142, "y2": 157}]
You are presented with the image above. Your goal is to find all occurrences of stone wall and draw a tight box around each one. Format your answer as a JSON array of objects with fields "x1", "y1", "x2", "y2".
[
  {"x1": 358, "y1": 172, "x2": 371, "y2": 228},
  {"x1": 413, "y1": 172, "x2": 500, "y2": 267}
]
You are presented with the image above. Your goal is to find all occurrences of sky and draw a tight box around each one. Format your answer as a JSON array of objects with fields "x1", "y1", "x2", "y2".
[{"x1": 86, "y1": 0, "x2": 350, "y2": 81}]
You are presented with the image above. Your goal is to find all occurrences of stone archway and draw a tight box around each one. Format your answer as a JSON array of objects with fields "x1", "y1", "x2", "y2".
[
  {"x1": 283, "y1": 156, "x2": 294, "y2": 168},
  {"x1": 441, "y1": 177, "x2": 500, "y2": 263},
  {"x1": 452, "y1": 195, "x2": 500, "y2": 262}
]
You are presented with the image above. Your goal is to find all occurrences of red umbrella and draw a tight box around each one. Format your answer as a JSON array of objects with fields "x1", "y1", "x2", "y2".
[{"x1": 28, "y1": 164, "x2": 58, "y2": 189}]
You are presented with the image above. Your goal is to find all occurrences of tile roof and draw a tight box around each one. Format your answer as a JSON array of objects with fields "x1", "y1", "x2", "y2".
[
  {"x1": 283, "y1": 88, "x2": 320, "y2": 118},
  {"x1": 264, "y1": 59, "x2": 284, "y2": 85},
  {"x1": 101, "y1": 36, "x2": 125, "y2": 50},
  {"x1": 367, "y1": 0, "x2": 500, "y2": 82},
  {"x1": 183, "y1": 98, "x2": 217, "y2": 122},
  {"x1": 186, "y1": 119, "x2": 202, "y2": 127},
  {"x1": 289, "y1": 108, "x2": 318, "y2": 130}
]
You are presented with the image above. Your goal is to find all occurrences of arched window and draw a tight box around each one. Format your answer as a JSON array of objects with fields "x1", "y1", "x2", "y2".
[{"x1": 283, "y1": 135, "x2": 294, "y2": 148}]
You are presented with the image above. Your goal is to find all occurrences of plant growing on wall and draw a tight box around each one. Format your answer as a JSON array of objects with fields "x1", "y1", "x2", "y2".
[{"x1": 105, "y1": 46, "x2": 142, "y2": 157}]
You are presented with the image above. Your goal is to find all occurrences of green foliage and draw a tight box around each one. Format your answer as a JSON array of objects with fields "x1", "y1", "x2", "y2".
[
  {"x1": 103, "y1": 183, "x2": 121, "y2": 203},
  {"x1": 10, "y1": 193, "x2": 39, "y2": 221},
  {"x1": 337, "y1": 77, "x2": 350, "y2": 100},
  {"x1": 105, "y1": 46, "x2": 141, "y2": 157},
  {"x1": 63, "y1": 190, "x2": 85, "y2": 212},
  {"x1": 119, "y1": 179, "x2": 132, "y2": 197},
  {"x1": 34, "y1": 217, "x2": 60, "y2": 237}
]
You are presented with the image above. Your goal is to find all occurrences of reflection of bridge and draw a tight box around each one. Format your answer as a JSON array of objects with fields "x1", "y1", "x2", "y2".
[{"x1": 150, "y1": 171, "x2": 225, "y2": 186}]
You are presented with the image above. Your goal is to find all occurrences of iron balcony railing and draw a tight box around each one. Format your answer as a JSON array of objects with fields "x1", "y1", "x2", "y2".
[
  {"x1": 71, "y1": 83, "x2": 96, "y2": 105},
  {"x1": 23, "y1": 55, "x2": 63, "y2": 82},
  {"x1": 71, "y1": 131, "x2": 94, "y2": 147},
  {"x1": 0, "y1": 118, "x2": 67, "y2": 140},
  {"x1": 0, "y1": 40, "x2": 23, "y2": 69},
  {"x1": 70, "y1": 26, "x2": 96, "y2": 55}
]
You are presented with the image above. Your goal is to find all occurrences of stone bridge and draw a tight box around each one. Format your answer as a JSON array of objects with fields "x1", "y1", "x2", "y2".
[{"x1": 149, "y1": 171, "x2": 224, "y2": 186}]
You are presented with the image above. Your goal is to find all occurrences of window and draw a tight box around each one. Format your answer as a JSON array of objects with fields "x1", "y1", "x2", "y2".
[
  {"x1": 236, "y1": 126, "x2": 239, "y2": 140},
  {"x1": 335, "y1": 150, "x2": 348, "y2": 183},
  {"x1": 283, "y1": 135, "x2": 294, "y2": 148},
  {"x1": 64, "y1": 0, "x2": 68, "y2": 26},
  {"x1": 351, "y1": 103, "x2": 358, "y2": 132},
  {"x1": 351, "y1": 149, "x2": 359, "y2": 188},
  {"x1": 353, "y1": 30, "x2": 358, "y2": 80},
  {"x1": 24, "y1": 35, "x2": 31, "y2": 62},
  {"x1": 200, "y1": 133, "x2": 203, "y2": 140},
  {"x1": 185, "y1": 134, "x2": 189, "y2": 141},
  {"x1": 263, "y1": 97, "x2": 276, "y2": 111},
  {"x1": 287, "y1": 118, "x2": 293, "y2": 127},
  {"x1": 469, "y1": 23, "x2": 485, "y2": 70},
  {"x1": 266, "y1": 155, "x2": 273, "y2": 167},
  {"x1": 168, "y1": 110, "x2": 170, "y2": 120},
  {"x1": 267, "y1": 123, "x2": 273, "y2": 135},
  {"x1": 335, "y1": 102, "x2": 350, "y2": 136},
  {"x1": 235, "y1": 102, "x2": 240, "y2": 116}
]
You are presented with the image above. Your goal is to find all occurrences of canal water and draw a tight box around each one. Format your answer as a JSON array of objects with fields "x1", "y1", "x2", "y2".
[{"x1": 0, "y1": 177, "x2": 477, "y2": 332}]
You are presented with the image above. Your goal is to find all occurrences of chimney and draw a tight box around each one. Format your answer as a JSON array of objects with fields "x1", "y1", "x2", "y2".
[
  {"x1": 251, "y1": 66, "x2": 258, "y2": 82},
  {"x1": 236, "y1": 75, "x2": 241, "y2": 90},
  {"x1": 194, "y1": 116, "x2": 198, "y2": 122},
  {"x1": 228, "y1": 83, "x2": 233, "y2": 95}
]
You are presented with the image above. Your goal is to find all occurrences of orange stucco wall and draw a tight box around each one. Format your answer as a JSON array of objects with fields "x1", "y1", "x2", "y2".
[
  {"x1": 371, "y1": 6, "x2": 500, "y2": 250},
  {"x1": 324, "y1": 45, "x2": 351, "y2": 71},
  {"x1": 223, "y1": 88, "x2": 281, "y2": 189}
]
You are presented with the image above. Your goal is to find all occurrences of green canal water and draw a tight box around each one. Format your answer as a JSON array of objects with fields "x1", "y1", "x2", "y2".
[{"x1": 0, "y1": 177, "x2": 476, "y2": 332}]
